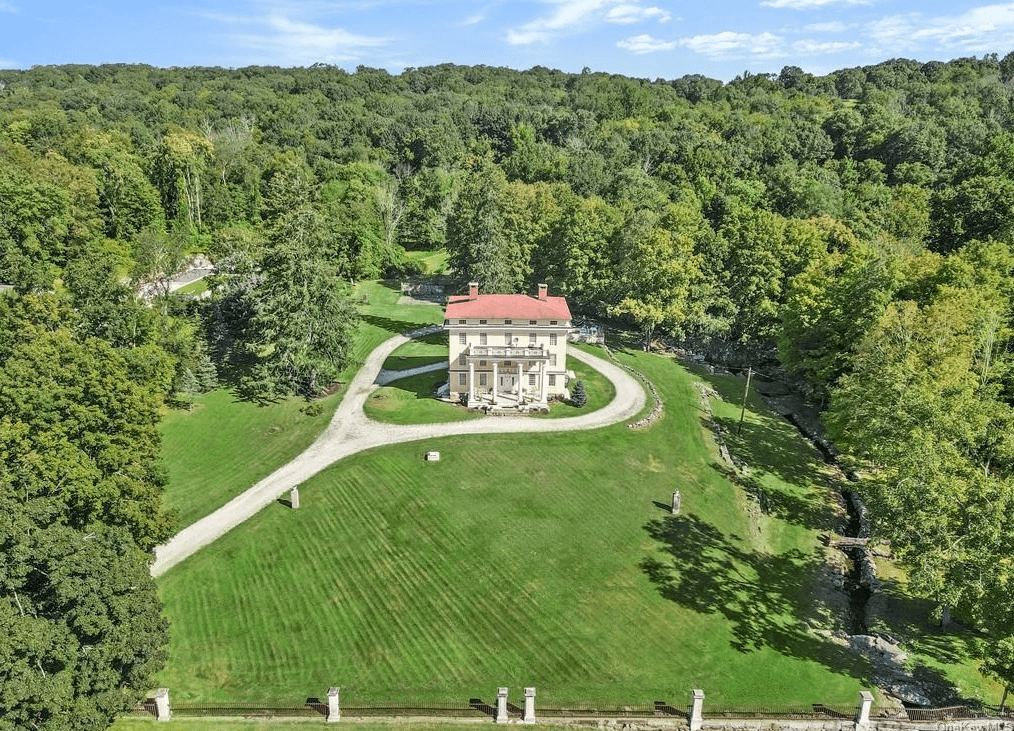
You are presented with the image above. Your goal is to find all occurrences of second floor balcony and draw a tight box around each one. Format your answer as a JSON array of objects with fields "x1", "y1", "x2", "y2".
[{"x1": 466, "y1": 344, "x2": 549, "y2": 361}]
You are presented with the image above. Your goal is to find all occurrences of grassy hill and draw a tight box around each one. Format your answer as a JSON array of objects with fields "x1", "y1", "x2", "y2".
[{"x1": 155, "y1": 347, "x2": 878, "y2": 706}]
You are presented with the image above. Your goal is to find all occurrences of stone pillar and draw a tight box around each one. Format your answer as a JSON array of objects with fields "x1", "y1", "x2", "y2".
[
  {"x1": 290, "y1": 487, "x2": 300, "y2": 509},
  {"x1": 468, "y1": 361, "x2": 475, "y2": 402},
  {"x1": 492, "y1": 362, "x2": 498, "y2": 404},
  {"x1": 855, "y1": 691, "x2": 873, "y2": 729},
  {"x1": 671, "y1": 490, "x2": 680, "y2": 515},
  {"x1": 327, "y1": 687, "x2": 341, "y2": 723},
  {"x1": 689, "y1": 689, "x2": 705, "y2": 731},
  {"x1": 522, "y1": 687, "x2": 536, "y2": 724},
  {"x1": 496, "y1": 687, "x2": 509, "y2": 724},
  {"x1": 154, "y1": 688, "x2": 170, "y2": 722}
]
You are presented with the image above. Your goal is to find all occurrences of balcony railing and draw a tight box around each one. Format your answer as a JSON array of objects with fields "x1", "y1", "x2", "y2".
[{"x1": 467, "y1": 345, "x2": 549, "y2": 360}]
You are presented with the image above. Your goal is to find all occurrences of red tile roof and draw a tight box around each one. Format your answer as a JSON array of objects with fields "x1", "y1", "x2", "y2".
[{"x1": 445, "y1": 293, "x2": 572, "y2": 320}]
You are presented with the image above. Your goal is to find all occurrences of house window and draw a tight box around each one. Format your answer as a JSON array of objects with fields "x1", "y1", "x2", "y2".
[
  {"x1": 550, "y1": 355, "x2": 557, "y2": 366},
  {"x1": 505, "y1": 332, "x2": 513, "y2": 345},
  {"x1": 479, "y1": 360, "x2": 487, "y2": 366},
  {"x1": 504, "y1": 361, "x2": 512, "y2": 367},
  {"x1": 550, "y1": 333, "x2": 558, "y2": 345},
  {"x1": 529, "y1": 374, "x2": 536, "y2": 386},
  {"x1": 529, "y1": 332, "x2": 537, "y2": 343},
  {"x1": 479, "y1": 319, "x2": 487, "y2": 324},
  {"x1": 480, "y1": 332, "x2": 487, "y2": 345},
  {"x1": 459, "y1": 333, "x2": 467, "y2": 345},
  {"x1": 479, "y1": 373, "x2": 488, "y2": 386},
  {"x1": 458, "y1": 354, "x2": 466, "y2": 365},
  {"x1": 504, "y1": 319, "x2": 512, "y2": 325},
  {"x1": 549, "y1": 374, "x2": 557, "y2": 386},
  {"x1": 550, "y1": 320, "x2": 558, "y2": 325},
  {"x1": 529, "y1": 320, "x2": 537, "y2": 325},
  {"x1": 458, "y1": 319, "x2": 466, "y2": 324},
  {"x1": 458, "y1": 373, "x2": 467, "y2": 386}
]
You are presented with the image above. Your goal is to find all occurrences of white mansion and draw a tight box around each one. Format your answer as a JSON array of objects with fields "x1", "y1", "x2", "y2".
[{"x1": 445, "y1": 283, "x2": 573, "y2": 408}]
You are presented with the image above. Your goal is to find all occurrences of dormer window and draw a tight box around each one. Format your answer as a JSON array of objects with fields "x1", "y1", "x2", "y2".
[
  {"x1": 550, "y1": 320, "x2": 558, "y2": 325},
  {"x1": 504, "y1": 319, "x2": 512, "y2": 325},
  {"x1": 479, "y1": 319, "x2": 487, "y2": 324},
  {"x1": 529, "y1": 320, "x2": 537, "y2": 325},
  {"x1": 458, "y1": 319, "x2": 466, "y2": 324}
]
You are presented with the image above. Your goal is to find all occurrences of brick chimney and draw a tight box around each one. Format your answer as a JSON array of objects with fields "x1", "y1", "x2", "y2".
[
  {"x1": 468, "y1": 282, "x2": 479, "y2": 298},
  {"x1": 538, "y1": 283, "x2": 548, "y2": 301}
]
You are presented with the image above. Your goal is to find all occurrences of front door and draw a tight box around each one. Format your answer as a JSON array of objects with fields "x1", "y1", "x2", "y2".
[{"x1": 499, "y1": 374, "x2": 516, "y2": 391}]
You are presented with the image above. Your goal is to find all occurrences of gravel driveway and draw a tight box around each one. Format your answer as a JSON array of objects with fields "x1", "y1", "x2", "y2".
[{"x1": 151, "y1": 336, "x2": 646, "y2": 576}]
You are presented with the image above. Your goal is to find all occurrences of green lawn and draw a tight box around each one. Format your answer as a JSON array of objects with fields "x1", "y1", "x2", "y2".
[
  {"x1": 160, "y1": 280, "x2": 443, "y2": 527},
  {"x1": 113, "y1": 721, "x2": 477, "y2": 731},
  {"x1": 156, "y1": 348, "x2": 882, "y2": 708},
  {"x1": 160, "y1": 390, "x2": 343, "y2": 527},
  {"x1": 405, "y1": 249, "x2": 450, "y2": 274},
  {"x1": 174, "y1": 278, "x2": 210, "y2": 296},
  {"x1": 382, "y1": 331, "x2": 448, "y2": 371},
  {"x1": 364, "y1": 370, "x2": 483, "y2": 424}
]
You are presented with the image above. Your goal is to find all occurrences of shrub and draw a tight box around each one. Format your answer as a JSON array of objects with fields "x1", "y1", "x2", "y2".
[{"x1": 570, "y1": 379, "x2": 587, "y2": 407}]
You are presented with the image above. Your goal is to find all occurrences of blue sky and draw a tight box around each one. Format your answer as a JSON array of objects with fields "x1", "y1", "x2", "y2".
[{"x1": 2, "y1": 0, "x2": 1014, "y2": 81}]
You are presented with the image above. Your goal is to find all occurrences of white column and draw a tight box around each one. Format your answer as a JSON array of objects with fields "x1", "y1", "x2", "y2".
[
  {"x1": 855, "y1": 691, "x2": 873, "y2": 730},
  {"x1": 689, "y1": 689, "x2": 705, "y2": 731},
  {"x1": 492, "y1": 362, "x2": 498, "y2": 404},
  {"x1": 523, "y1": 687, "x2": 536, "y2": 724},
  {"x1": 539, "y1": 361, "x2": 546, "y2": 404},
  {"x1": 154, "y1": 688, "x2": 170, "y2": 722},
  {"x1": 327, "y1": 687, "x2": 340, "y2": 723},
  {"x1": 468, "y1": 362, "x2": 475, "y2": 402},
  {"x1": 496, "y1": 687, "x2": 509, "y2": 724},
  {"x1": 518, "y1": 363, "x2": 524, "y2": 403},
  {"x1": 290, "y1": 487, "x2": 299, "y2": 509}
]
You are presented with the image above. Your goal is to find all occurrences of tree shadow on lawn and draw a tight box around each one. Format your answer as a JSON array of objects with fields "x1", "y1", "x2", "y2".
[
  {"x1": 384, "y1": 355, "x2": 447, "y2": 371},
  {"x1": 641, "y1": 514, "x2": 966, "y2": 701},
  {"x1": 708, "y1": 459, "x2": 839, "y2": 533},
  {"x1": 362, "y1": 313, "x2": 440, "y2": 337},
  {"x1": 642, "y1": 513, "x2": 869, "y2": 675}
]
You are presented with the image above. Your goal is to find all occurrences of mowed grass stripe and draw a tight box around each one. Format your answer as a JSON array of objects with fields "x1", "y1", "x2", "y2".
[
  {"x1": 158, "y1": 349, "x2": 877, "y2": 705},
  {"x1": 323, "y1": 457, "x2": 597, "y2": 684}
]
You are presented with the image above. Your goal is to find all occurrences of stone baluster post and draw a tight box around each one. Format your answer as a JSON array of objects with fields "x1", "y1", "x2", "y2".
[
  {"x1": 327, "y1": 687, "x2": 341, "y2": 723},
  {"x1": 855, "y1": 691, "x2": 873, "y2": 730},
  {"x1": 689, "y1": 689, "x2": 705, "y2": 731},
  {"x1": 522, "y1": 687, "x2": 536, "y2": 724},
  {"x1": 154, "y1": 688, "x2": 170, "y2": 722},
  {"x1": 290, "y1": 487, "x2": 300, "y2": 509},
  {"x1": 496, "y1": 687, "x2": 509, "y2": 724}
]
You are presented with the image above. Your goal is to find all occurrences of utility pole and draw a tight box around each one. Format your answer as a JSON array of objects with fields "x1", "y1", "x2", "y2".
[{"x1": 737, "y1": 366, "x2": 752, "y2": 435}]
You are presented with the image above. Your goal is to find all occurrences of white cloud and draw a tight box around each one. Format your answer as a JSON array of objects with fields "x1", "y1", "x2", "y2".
[
  {"x1": 0, "y1": 1, "x2": 18, "y2": 12},
  {"x1": 803, "y1": 21, "x2": 853, "y2": 32},
  {"x1": 617, "y1": 33, "x2": 677, "y2": 52},
  {"x1": 792, "y1": 39, "x2": 861, "y2": 54},
  {"x1": 507, "y1": 0, "x2": 609, "y2": 45},
  {"x1": 868, "y1": 4, "x2": 1014, "y2": 52},
  {"x1": 607, "y1": 4, "x2": 672, "y2": 24},
  {"x1": 761, "y1": 0, "x2": 868, "y2": 7},
  {"x1": 678, "y1": 30, "x2": 783, "y2": 59},
  {"x1": 462, "y1": 14, "x2": 485, "y2": 26},
  {"x1": 209, "y1": 11, "x2": 390, "y2": 65},
  {"x1": 506, "y1": 0, "x2": 671, "y2": 45}
]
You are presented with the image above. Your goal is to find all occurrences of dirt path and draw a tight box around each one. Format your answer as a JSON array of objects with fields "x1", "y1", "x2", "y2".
[{"x1": 151, "y1": 337, "x2": 646, "y2": 577}]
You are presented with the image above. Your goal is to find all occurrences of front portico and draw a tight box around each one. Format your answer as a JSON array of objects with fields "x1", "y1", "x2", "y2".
[{"x1": 462, "y1": 345, "x2": 550, "y2": 408}]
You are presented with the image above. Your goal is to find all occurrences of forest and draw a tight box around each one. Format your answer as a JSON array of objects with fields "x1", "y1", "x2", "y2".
[{"x1": 1, "y1": 55, "x2": 1014, "y2": 728}]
